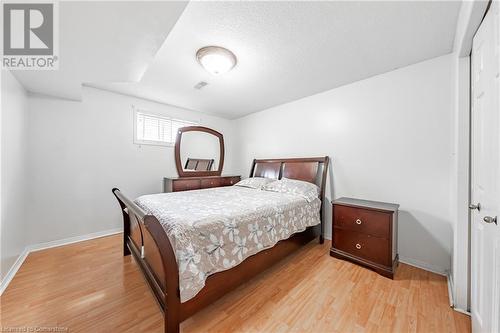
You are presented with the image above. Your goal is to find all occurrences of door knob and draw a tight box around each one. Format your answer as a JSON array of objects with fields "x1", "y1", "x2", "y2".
[
  {"x1": 483, "y1": 216, "x2": 498, "y2": 225},
  {"x1": 469, "y1": 203, "x2": 481, "y2": 211}
]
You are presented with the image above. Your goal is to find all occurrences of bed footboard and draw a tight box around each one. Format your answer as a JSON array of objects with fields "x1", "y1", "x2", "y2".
[{"x1": 112, "y1": 188, "x2": 181, "y2": 333}]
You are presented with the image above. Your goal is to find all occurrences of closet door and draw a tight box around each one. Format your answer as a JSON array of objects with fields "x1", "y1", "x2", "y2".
[{"x1": 470, "y1": 2, "x2": 500, "y2": 332}]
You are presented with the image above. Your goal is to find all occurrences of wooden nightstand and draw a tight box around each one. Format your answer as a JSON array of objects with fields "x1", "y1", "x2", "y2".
[{"x1": 330, "y1": 197, "x2": 399, "y2": 279}]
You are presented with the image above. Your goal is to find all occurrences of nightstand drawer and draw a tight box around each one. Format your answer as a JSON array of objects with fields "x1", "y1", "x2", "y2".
[
  {"x1": 200, "y1": 178, "x2": 221, "y2": 188},
  {"x1": 333, "y1": 229, "x2": 390, "y2": 267},
  {"x1": 334, "y1": 205, "x2": 391, "y2": 239},
  {"x1": 172, "y1": 179, "x2": 201, "y2": 192}
]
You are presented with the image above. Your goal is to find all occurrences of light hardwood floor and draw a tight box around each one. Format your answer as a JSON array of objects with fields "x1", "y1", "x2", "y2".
[{"x1": 1, "y1": 234, "x2": 470, "y2": 333}]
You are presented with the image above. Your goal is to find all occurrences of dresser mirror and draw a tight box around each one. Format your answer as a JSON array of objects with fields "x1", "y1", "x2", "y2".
[{"x1": 174, "y1": 126, "x2": 225, "y2": 177}]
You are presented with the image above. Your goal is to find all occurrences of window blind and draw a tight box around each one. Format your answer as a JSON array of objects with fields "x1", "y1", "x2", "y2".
[{"x1": 135, "y1": 111, "x2": 197, "y2": 145}]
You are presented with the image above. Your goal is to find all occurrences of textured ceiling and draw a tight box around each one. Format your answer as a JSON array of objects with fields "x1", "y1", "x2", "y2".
[
  {"x1": 12, "y1": 1, "x2": 461, "y2": 118},
  {"x1": 11, "y1": 1, "x2": 188, "y2": 101}
]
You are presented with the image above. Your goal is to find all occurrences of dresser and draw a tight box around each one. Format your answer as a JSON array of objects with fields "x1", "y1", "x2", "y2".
[
  {"x1": 163, "y1": 175, "x2": 241, "y2": 193},
  {"x1": 330, "y1": 197, "x2": 399, "y2": 279}
]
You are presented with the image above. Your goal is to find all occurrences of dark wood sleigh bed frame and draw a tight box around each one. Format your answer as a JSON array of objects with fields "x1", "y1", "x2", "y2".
[{"x1": 112, "y1": 157, "x2": 329, "y2": 333}]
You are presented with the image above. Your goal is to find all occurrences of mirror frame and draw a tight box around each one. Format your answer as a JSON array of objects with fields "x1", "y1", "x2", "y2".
[{"x1": 174, "y1": 126, "x2": 225, "y2": 177}]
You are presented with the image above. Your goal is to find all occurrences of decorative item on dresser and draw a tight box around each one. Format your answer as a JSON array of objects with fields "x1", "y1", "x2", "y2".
[
  {"x1": 163, "y1": 175, "x2": 241, "y2": 192},
  {"x1": 330, "y1": 197, "x2": 399, "y2": 279}
]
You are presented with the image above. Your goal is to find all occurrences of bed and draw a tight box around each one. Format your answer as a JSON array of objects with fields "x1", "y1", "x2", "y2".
[{"x1": 112, "y1": 157, "x2": 329, "y2": 333}]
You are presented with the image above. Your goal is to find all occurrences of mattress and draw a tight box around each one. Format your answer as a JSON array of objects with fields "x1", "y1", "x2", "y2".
[{"x1": 135, "y1": 186, "x2": 321, "y2": 302}]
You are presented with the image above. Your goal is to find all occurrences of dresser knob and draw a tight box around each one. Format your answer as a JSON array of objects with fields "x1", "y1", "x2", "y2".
[
  {"x1": 355, "y1": 219, "x2": 362, "y2": 225},
  {"x1": 355, "y1": 243, "x2": 362, "y2": 250}
]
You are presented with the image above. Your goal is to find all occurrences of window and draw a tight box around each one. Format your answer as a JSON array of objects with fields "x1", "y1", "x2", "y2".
[{"x1": 134, "y1": 110, "x2": 197, "y2": 146}]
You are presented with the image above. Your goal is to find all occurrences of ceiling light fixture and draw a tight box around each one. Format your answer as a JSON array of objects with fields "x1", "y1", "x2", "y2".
[{"x1": 196, "y1": 46, "x2": 237, "y2": 75}]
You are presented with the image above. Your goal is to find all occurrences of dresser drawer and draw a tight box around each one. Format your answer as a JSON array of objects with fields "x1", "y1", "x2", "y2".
[
  {"x1": 200, "y1": 178, "x2": 221, "y2": 188},
  {"x1": 172, "y1": 179, "x2": 201, "y2": 192},
  {"x1": 333, "y1": 228, "x2": 390, "y2": 267},
  {"x1": 334, "y1": 205, "x2": 391, "y2": 239},
  {"x1": 165, "y1": 175, "x2": 242, "y2": 192},
  {"x1": 220, "y1": 176, "x2": 240, "y2": 186}
]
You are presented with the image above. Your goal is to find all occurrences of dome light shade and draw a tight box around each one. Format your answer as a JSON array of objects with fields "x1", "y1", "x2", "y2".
[{"x1": 196, "y1": 46, "x2": 237, "y2": 75}]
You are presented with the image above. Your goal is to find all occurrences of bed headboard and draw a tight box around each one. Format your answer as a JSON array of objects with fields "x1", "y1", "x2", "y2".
[{"x1": 249, "y1": 157, "x2": 330, "y2": 202}]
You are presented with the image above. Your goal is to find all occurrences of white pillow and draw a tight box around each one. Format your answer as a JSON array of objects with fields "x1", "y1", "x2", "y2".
[
  {"x1": 263, "y1": 178, "x2": 319, "y2": 202},
  {"x1": 234, "y1": 177, "x2": 276, "y2": 189}
]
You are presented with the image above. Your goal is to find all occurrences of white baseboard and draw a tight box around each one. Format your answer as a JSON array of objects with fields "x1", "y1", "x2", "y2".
[
  {"x1": 399, "y1": 256, "x2": 447, "y2": 276},
  {"x1": 453, "y1": 306, "x2": 471, "y2": 316},
  {"x1": 0, "y1": 228, "x2": 122, "y2": 295},
  {"x1": 0, "y1": 247, "x2": 30, "y2": 295},
  {"x1": 28, "y1": 228, "x2": 122, "y2": 253}
]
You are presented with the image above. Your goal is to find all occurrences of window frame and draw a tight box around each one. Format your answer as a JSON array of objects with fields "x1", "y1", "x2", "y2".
[{"x1": 133, "y1": 108, "x2": 198, "y2": 147}]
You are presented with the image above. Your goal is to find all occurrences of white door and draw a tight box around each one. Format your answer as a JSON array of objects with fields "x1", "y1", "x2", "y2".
[{"x1": 471, "y1": 2, "x2": 500, "y2": 333}]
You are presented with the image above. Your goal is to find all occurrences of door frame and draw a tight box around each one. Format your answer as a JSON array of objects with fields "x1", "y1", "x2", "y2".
[{"x1": 452, "y1": 0, "x2": 491, "y2": 314}]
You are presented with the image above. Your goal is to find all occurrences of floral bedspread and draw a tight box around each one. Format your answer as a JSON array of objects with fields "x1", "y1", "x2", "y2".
[{"x1": 135, "y1": 186, "x2": 321, "y2": 302}]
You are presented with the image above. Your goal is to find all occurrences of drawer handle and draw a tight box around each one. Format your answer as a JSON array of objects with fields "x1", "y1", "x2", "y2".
[
  {"x1": 355, "y1": 219, "x2": 362, "y2": 225},
  {"x1": 355, "y1": 243, "x2": 362, "y2": 250}
]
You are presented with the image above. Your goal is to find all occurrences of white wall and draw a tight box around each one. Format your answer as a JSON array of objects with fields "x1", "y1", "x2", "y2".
[
  {"x1": 234, "y1": 54, "x2": 455, "y2": 273},
  {"x1": 1, "y1": 70, "x2": 29, "y2": 281},
  {"x1": 25, "y1": 87, "x2": 237, "y2": 245}
]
